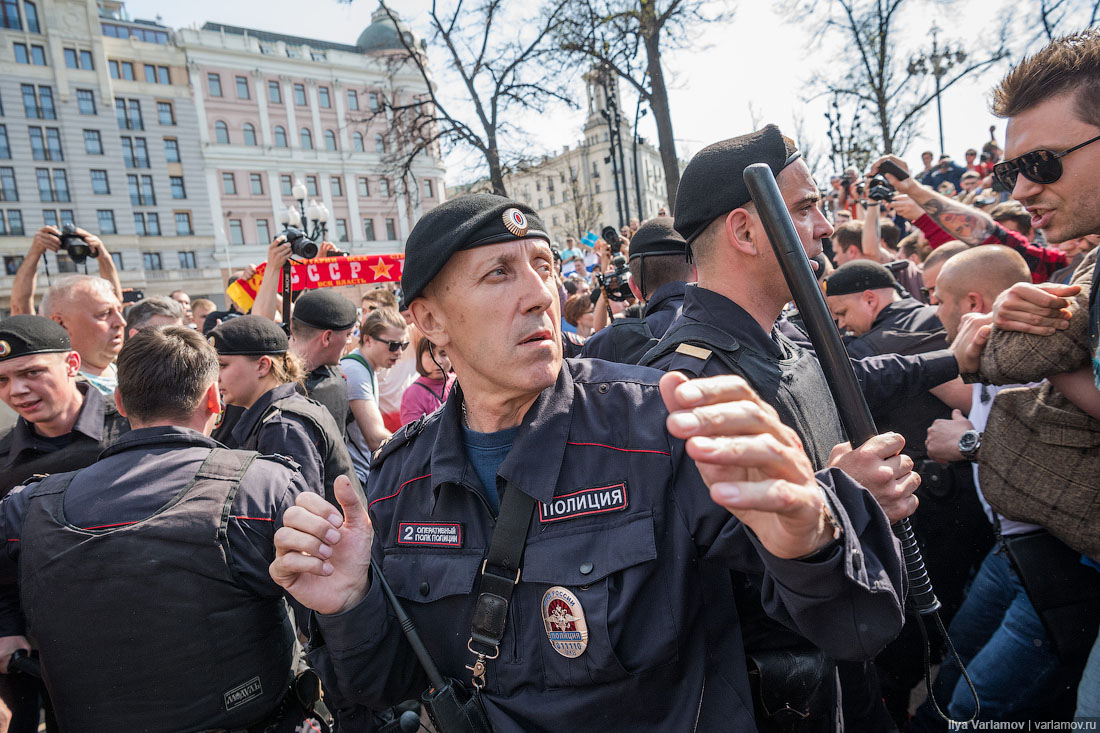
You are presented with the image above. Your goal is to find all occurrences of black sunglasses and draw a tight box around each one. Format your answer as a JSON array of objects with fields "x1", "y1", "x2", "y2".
[
  {"x1": 374, "y1": 337, "x2": 409, "y2": 352},
  {"x1": 992, "y1": 133, "x2": 1100, "y2": 190}
]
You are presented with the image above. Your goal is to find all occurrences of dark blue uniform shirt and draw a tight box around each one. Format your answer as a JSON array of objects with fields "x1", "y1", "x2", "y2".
[
  {"x1": 580, "y1": 280, "x2": 687, "y2": 361},
  {"x1": 306, "y1": 358, "x2": 906, "y2": 732},
  {"x1": 232, "y1": 382, "x2": 326, "y2": 494}
]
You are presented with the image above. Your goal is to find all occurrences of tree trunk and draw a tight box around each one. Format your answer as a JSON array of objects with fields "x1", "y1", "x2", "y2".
[
  {"x1": 486, "y1": 140, "x2": 508, "y2": 196},
  {"x1": 641, "y1": 13, "x2": 680, "y2": 212}
]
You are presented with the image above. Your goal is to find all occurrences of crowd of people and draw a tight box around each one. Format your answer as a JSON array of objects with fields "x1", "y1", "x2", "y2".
[{"x1": 0, "y1": 26, "x2": 1097, "y2": 733}]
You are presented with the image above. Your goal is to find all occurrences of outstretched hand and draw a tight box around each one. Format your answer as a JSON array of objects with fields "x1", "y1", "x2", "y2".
[
  {"x1": 271, "y1": 474, "x2": 374, "y2": 615},
  {"x1": 660, "y1": 372, "x2": 834, "y2": 560},
  {"x1": 992, "y1": 281, "x2": 1080, "y2": 335}
]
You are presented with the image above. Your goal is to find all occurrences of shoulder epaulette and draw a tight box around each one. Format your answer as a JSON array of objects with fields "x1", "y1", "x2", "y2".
[
  {"x1": 255, "y1": 453, "x2": 301, "y2": 472},
  {"x1": 372, "y1": 414, "x2": 427, "y2": 468}
]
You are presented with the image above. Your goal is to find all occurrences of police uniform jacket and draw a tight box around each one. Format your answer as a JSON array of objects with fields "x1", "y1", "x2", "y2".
[
  {"x1": 306, "y1": 358, "x2": 906, "y2": 732},
  {"x1": 0, "y1": 383, "x2": 129, "y2": 498},
  {"x1": 580, "y1": 281, "x2": 687, "y2": 363},
  {"x1": 0, "y1": 427, "x2": 323, "y2": 730}
]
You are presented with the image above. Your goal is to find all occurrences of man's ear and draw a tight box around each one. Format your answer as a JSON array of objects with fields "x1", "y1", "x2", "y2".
[
  {"x1": 64, "y1": 350, "x2": 81, "y2": 377},
  {"x1": 965, "y1": 291, "x2": 985, "y2": 314},
  {"x1": 724, "y1": 208, "x2": 757, "y2": 255},
  {"x1": 113, "y1": 388, "x2": 127, "y2": 417},
  {"x1": 204, "y1": 381, "x2": 221, "y2": 416},
  {"x1": 408, "y1": 297, "x2": 450, "y2": 351}
]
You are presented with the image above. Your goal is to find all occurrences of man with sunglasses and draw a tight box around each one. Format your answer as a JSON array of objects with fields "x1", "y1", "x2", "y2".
[{"x1": 868, "y1": 156, "x2": 1069, "y2": 284}]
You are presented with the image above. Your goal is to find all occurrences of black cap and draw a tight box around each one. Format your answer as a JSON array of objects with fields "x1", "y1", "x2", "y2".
[
  {"x1": 627, "y1": 217, "x2": 688, "y2": 261},
  {"x1": 400, "y1": 194, "x2": 549, "y2": 308},
  {"x1": 208, "y1": 315, "x2": 288, "y2": 355},
  {"x1": 0, "y1": 315, "x2": 71, "y2": 362},
  {"x1": 674, "y1": 124, "x2": 801, "y2": 249},
  {"x1": 823, "y1": 260, "x2": 897, "y2": 296},
  {"x1": 293, "y1": 289, "x2": 358, "y2": 331}
]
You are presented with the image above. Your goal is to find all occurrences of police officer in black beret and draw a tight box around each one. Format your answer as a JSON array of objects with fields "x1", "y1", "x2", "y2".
[
  {"x1": 580, "y1": 217, "x2": 696, "y2": 364},
  {"x1": 0, "y1": 325, "x2": 330, "y2": 731},
  {"x1": 0, "y1": 316, "x2": 129, "y2": 498},
  {"x1": 270, "y1": 193, "x2": 909, "y2": 731},
  {"x1": 290, "y1": 289, "x2": 358, "y2": 433},
  {"x1": 209, "y1": 315, "x2": 359, "y2": 504}
]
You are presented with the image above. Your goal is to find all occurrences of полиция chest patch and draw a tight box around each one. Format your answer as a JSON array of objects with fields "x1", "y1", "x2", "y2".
[{"x1": 538, "y1": 483, "x2": 628, "y2": 523}]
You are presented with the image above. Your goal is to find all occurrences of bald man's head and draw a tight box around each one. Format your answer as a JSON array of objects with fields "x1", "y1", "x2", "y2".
[
  {"x1": 920, "y1": 241, "x2": 969, "y2": 305},
  {"x1": 935, "y1": 245, "x2": 1030, "y2": 341}
]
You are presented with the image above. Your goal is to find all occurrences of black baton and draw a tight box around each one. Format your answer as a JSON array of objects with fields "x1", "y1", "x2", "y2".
[{"x1": 743, "y1": 163, "x2": 940, "y2": 615}]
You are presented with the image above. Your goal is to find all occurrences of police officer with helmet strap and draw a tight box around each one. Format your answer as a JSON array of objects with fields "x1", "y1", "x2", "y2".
[
  {"x1": 271, "y1": 193, "x2": 908, "y2": 731},
  {"x1": 0, "y1": 325, "x2": 331, "y2": 732}
]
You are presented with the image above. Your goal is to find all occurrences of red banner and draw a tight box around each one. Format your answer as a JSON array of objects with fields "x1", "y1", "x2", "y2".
[{"x1": 227, "y1": 254, "x2": 404, "y2": 311}]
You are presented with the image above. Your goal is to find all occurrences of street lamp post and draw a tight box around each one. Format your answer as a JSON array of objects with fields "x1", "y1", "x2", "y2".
[{"x1": 908, "y1": 24, "x2": 967, "y2": 156}]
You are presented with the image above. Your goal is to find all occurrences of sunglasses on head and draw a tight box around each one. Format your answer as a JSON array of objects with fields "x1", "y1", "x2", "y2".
[
  {"x1": 375, "y1": 337, "x2": 409, "y2": 352},
  {"x1": 992, "y1": 133, "x2": 1100, "y2": 190}
]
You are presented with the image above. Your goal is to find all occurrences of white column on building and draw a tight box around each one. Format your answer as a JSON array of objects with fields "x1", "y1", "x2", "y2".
[
  {"x1": 333, "y1": 80, "x2": 350, "y2": 152},
  {"x1": 307, "y1": 81, "x2": 323, "y2": 153},
  {"x1": 191, "y1": 67, "x2": 210, "y2": 144},
  {"x1": 206, "y1": 169, "x2": 227, "y2": 246},
  {"x1": 267, "y1": 171, "x2": 283, "y2": 228},
  {"x1": 345, "y1": 172, "x2": 361, "y2": 250},
  {"x1": 255, "y1": 69, "x2": 271, "y2": 146},
  {"x1": 282, "y1": 77, "x2": 299, "y2": 150}
]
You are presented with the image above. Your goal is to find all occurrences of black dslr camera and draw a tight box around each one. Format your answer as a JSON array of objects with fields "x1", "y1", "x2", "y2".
[
  {"x1": 280, "y1": 226, "x2": 319, "y2": 259},
  {"x1": 867, "y1": 175, "x2": 895, "y2": 203},
  {"x1": 590, "y1": 226, "x2": 632, "y2": 303},
  {"x1": 59, "y1": 223, "x2": 95, "y2": 265}
]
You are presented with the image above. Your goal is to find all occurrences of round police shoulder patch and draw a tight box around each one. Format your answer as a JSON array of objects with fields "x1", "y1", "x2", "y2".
[
  {"x1": 502, "y1": 207, "x2": 529, "y2": 237},
  {"x1": 541, "y1": 586, "x2": 588, "y2": 658}
]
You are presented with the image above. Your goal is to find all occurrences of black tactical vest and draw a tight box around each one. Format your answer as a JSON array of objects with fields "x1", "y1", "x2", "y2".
[
  {"x1": 242, "y1": 393, "x2": 360, "y2": 502},
  {"x1": 19, "y1": 449, "x2": 294, "y2": 732},
  {"x1": 642, "y1": 321, "x2": 845, "y2": 471},
  {"x1": 305, "y1": 364, "x2": 350, "y2": 438}
]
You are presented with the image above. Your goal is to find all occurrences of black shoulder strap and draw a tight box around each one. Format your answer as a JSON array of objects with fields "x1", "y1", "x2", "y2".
[
  {"x1": 639, "y1": 320, "x2": 744, "y2": 374},
  {"x1": 465, "y1": 480, "x2": 535, "y2": 689}
]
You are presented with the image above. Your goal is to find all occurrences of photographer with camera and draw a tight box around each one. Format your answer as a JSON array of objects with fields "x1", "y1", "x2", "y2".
[
  {"x1": 10, "y1": 226, "x2": 122, "y2": 318},
  {"x1": 587, "y1": 226, "x2": 635, "y2": 334}
]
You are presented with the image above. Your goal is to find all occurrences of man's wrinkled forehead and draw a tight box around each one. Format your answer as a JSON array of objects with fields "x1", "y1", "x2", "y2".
[
  {"x1": 430, "y1": 237, "x2": 551, "y2": 289},
  {"x1": 0, "y1": 351, "x2": 68, "y2": 377}
]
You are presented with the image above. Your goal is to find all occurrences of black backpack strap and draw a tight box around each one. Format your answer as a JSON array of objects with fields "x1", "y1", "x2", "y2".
[{"x1": 465, "y1": 480, "x2": 535, "y2": 690}]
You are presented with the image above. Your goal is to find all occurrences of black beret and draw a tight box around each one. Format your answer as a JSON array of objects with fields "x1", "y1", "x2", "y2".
[
  {"x1": 674, "y1": 124, "x2": 801, "y2": 249},
  {"x1": 627, "y1": 217, "x2": 687, "y2": 261},
  {"x1": 208, "y1": 315, "x2": 288, "y2": 355},
  {"x1": 293, "y1": 289, "x2": 358, "y2": 331},
  {"x1": 0, "y1": 315, "x2": 71, "y2": 362},
  {"x1": 824, "y1": 260, "x2": 897, "y2": 296},
  {"x1": 400, "y1": 194, "x2": 549, "y2": 308}
]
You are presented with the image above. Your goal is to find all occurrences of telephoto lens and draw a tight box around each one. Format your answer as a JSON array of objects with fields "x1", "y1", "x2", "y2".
[
  {"x1": 59, "y1": 223, "x2": 92, "y2": 265},
  {"x1": 282, "y1": 227, "x2": 319, "y2": 259}
]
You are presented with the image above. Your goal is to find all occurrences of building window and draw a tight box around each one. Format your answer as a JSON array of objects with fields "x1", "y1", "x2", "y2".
[
  {"x1": 311, "y1": 50, "x2": 327, "y2": 62},
  {"x1": 178, "y1": 250, "x2": 197, "y2": 269},
  {"x1": 273, "y1": 126, "x2": 287, "y2": 148},
  {"x1": 55, "y1": 252, "x2": 77, "y2": 272},
  {"x1": 363, "y1": 218, "x2": 375, "y2": 241},
  {"x1": 318, "y1": 86, "x2": 330, "y2": 108},
  {"x1": 1, "y1": 0, "x2": 21, "y2": 30},
  {"x1": 158, "y1": 66, "x2": 169, "y2": 84},
  {"x1": 110, "y1": 251, "x2": 123, "y2": 269},
  {"x1": 300, "y1": 128, "x2": 313, "y2": 150},
  {"x1": 330, "y1": 176, "x2": 342, "y2": 197},
  {"x1": 90, "y1": 169, "x2": 109, "y2": 194},
  {"x1": 379, "y1": 178, "x2": 389, "y2": 197},
  {"x1": 249, "y1": 173, "x2": 263, "y2": 195},
  {"x1": 335, "y1": 218, "x2": 348, "y2": 242},
  {"x1": 22, "y1": 84, "x2": 55, "y2": 119},
  {"x1": 268, "y1": 80, "x2": 281, "y2": 104},
  {"x1": 175, "y1": 211, "x2": 192, "y2": 235},
  {"x1": 208, "y1": 73, "x2": 222, "y2": 97},
  {"x1": 374, "y1": 133, "x2": 385, "y2": 153},
  {"x1": 358, "y1": 177, "x2": 369, "y2": 197},
  {"x1": 228, "y1": 219, "x2": 243, "y2": 244},
  {"x1": 4, "y1": 254, "x2": 25, "y2": 273},
  {"x1": 222, "y1": 172, "x2": 236, "y2": 195},
  {"x1": 36, "y1": 168, "x2": 69, "y2": 202},
  {"x1": 306, "y1": 175, "x2": 318, "y2": 196},
  {"x1": 29, "y1": 127, "x2": 63, "y2": 161},
  {"x1": 115, "y1": 98, "x2": 143, "y2": 130},
  {"x1": 121, "y1": 136, "x2": 149, "y2": 168},
  {"x1": 157, "y1": 101, "x2": 175, "y2": 126},
  {"x1": 15, "y1": 43, "x2": 46, "y2": 65},
  {"x1": 64, "y1": 48, "x2": 93, "y2": 69},
  {"x1": 164, "y1": 137, "x2": 180, "y2": 163},
  {"x1": 242, "y1": 123, "x2": 257, "y2": 146},
  {"x1": 293, "y1": 83, "x2": 306, "y2": 106},
  {"x1": 0, "y1": 210, "x2": 24, "y2": 236},
  {"x1": 368, "y1": 92, "x2": 379, "y2": 111},
  {"x1": 235, "y1": 76, "x2": 250, "y2": 100},
  {"x1": 214, "y1": 121, "x2": 229, "y2": 144},
  {"x1": 134, "y1": 213, "x2": 160, "y2": 236},
  {"x1": 128, "y1": 174, "x2": 155, "y2": 206},
  {"x1": 169, "y1": 176, "x2": 185, "y2": 199},
  {"x1": 0, "y1": 168, "x2": 18, "y2": 201},
  {"x1": 280, "y1": 175, "x2": 292, "y2": 196},
  {"x1": 97, "y1": 209, "x2": 116, "y2": 234},
  {"x1": 324, "y1": 130, "x2": 337, "y2": 151},
  {"x1": 0, "y1": 126, "x2": 7, "y2": 159},
  {"x1": 385, "y1": 218, "x2": 396, "y2": 240},
  {"x1": 347, "y1": 90, "x2": 359, "y2": 111},
  {"x1": 353, "y1": 132, "x2": 364, "y2": 153},
  {"x1": 143, "y1": 251, "x2": 162, "y2": 270},
  {"x1": 41, "y1": 209, "x2": 73, "y2": 228},
  {"x1": 76, "y1": 89, "x2": 96, "y2": 115},
  {"x1": 82, "y1": 129, "x2": 103, "y2": 155},
  {"x1": 24, "y1": 0, "x2": 37, "y2": 31},
  {"x1": 423, "y1": 179, "x2": 433, "y2": 198},
  {"x1": 256, "y1": 219, "x2": 270, "y2": 244}
]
